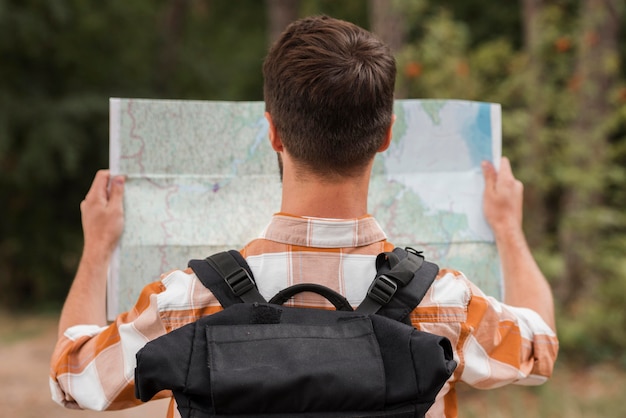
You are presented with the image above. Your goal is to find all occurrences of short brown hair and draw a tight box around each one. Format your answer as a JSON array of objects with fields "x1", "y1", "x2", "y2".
[{"x1": 263, "y1": 16, "x2": 396, "y2": 178}]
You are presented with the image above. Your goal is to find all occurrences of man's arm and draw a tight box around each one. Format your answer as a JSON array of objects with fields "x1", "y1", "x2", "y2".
[
  {"x1": 482, "y1": 157, "x2": 556, "y2": 331},
  {"x1": 57, "y1": 170, "x2": 125, "y2": 338}
]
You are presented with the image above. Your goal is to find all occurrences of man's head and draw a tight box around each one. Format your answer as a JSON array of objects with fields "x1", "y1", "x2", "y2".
[{"x1": 263, "y1": 16, "x2": 396, "y2": 179}]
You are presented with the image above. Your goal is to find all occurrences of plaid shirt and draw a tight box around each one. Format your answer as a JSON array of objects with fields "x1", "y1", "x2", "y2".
[{"x1": 50, "y1": 213, "x2": 558, "y2": 417}]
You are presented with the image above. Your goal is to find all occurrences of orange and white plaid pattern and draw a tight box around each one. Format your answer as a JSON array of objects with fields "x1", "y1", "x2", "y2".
[{"x1": 50, "y1": 213, "x2": 558, "y2": 418}]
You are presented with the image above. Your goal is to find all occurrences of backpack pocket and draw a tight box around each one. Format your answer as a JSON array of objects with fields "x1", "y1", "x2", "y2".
[{"x1": 206, "y1": 317, "x2": 386, "y2": 414}]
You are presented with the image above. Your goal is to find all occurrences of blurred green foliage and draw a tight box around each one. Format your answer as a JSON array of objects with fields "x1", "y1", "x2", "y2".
[
  {"x1": 0, "y1": 0, "x2": 267, "y2": 309},
  {"x1": 394, "y1": 0, "x2": 626, "y2": 365},
  {"x1": 0, "y1": 0, "x2": 624, "y2": 364}
]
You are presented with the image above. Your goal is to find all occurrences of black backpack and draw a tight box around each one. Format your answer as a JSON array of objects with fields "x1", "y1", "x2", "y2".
[{"x1": 134, "y1": 247, "x2": 456, "y2": 417}]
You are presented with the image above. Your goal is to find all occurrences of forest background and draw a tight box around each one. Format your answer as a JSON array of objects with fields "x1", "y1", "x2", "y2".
[{"x1": 1, "y1": 0, "x2": 625, "y2": 413}]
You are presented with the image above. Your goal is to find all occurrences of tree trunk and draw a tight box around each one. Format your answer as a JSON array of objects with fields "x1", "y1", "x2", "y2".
[
  {"x1": 520, "y1": 0, "x2": 549, "y2": 249},
  {"x1": 558, "y1": 0, "x2": 620, "y2": 305},
  {"x1": 266, "y1": 0, "x2": 300, "y2": 47},
  {"x1": 368, "y1": 0, "x2": 406, "y2": 53},
  {"x1": 156, "y1": 0, "x2": 189, "y2": 95},
  {"x1": 368, "y1": 0, "x2": 407, "y2": 97}
]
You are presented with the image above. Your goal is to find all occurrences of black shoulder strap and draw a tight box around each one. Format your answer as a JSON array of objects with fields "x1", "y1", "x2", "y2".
[
  {"x1": 188, "y1": 250, "x2": 266, "y2": 307},
  {"x1": 189, "y1": 247, "x2": 437, "y2": 320},
  {"x1": 357, "y1": 247, "x2": 438, "y2": 323}
]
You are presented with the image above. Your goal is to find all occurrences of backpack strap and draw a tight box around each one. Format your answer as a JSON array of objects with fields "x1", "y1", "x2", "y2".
[
  {"x1": 357, "y1": 247, "x2": 439, "y2": 324},
  {"x1": 189, "y1": 247, "x2": 437, "y2": 320},
  {"x1": 188, "y1": 250, "x2": 266, "y2": 307}
]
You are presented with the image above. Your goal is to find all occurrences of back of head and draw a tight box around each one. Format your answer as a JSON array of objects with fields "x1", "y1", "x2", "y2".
[{"x1": 263, "y1": 16, "x2": 396, "y2": 178}]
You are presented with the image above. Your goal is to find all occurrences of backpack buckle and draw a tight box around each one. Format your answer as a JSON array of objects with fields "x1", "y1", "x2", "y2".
[
  {"x1": 366, "y1": 274, "x2": 398, "y2": 305},
  {"x1": 224, "y1": 268, "x2": 256, "y2": 297}
]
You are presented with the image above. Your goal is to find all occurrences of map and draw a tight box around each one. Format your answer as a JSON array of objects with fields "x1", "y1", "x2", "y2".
[{"x1": 108, "y1": 98, "x2": 502, "y2": 317}]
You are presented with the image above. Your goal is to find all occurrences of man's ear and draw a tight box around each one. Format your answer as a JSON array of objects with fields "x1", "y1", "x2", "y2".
[
  {"x1": 265, "y1": 112, "x2": 284, "y2": 152},
  {"x1": 377, "y1": 114, "x2": 395, "y2": 152}
]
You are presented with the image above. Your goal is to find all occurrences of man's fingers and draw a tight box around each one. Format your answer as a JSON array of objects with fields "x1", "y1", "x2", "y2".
[
  {"x1": 498, "y1": 157, "x2": 513, "y2": 182},
  {"x1": 85, "y1": 169, "x2": 111, "y2": 202},
  {"x1": 108, "y1": 176, "x2": 125, "y2": 208},
  {"x1": 482, "y1": 160, "x2": 496, "y2": 190},
  {"x1": 496, "y1": 157, "x2": 523, "y2": 194}
]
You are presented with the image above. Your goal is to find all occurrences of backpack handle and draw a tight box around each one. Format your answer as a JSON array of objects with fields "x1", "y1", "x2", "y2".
[{"x1": 269, "y1": 284, "x2": 354, "y2": 311}]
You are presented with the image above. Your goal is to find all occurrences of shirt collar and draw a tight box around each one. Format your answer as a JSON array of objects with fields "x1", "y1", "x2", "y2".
[{"x1": 260, "y1": 213, "x2": 387, "y2": 248}]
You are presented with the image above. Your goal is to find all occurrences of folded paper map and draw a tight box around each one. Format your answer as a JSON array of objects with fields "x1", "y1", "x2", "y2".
[{"x1": 108, "y1": 98, "x2": 502, "y2": 318}]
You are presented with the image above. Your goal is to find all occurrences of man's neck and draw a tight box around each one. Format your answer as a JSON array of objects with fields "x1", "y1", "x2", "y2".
[{"x1": 280, "y1": 169, "x2": 371, "y2": 219}]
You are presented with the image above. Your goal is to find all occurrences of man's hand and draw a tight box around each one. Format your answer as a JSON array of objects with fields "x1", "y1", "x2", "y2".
[
  {"x1": 482, "y1": 157, "x2": 523, "y2": 237},
  {"x1": 57, "y1": 170, "x2": 125, "y2": 336},
  {"x1": 81, "y1": 170, "x2": 125, "y2": 256},
  {"x1": 481, "y1": 157, "x2": 556, "y2": 330}
]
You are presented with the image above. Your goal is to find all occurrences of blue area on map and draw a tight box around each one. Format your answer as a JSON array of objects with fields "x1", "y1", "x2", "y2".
[{"x1": 466, "y1": 103, "x2": 493, "y2": 166}]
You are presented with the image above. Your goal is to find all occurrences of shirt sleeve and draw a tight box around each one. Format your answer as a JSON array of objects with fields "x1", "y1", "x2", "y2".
[
  {"x1": 50, "y1": 268, "x2": 224, "y2": 411},
  {"x1": 49, "y1": 280, "x2": 170, "y2": 410},
  {"x1": 460, "y1": 279, "x2": 559, "y2": 389}
]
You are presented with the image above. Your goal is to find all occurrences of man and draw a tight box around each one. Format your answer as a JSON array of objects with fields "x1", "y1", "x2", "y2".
[{"x1": 50, "y1": 15, "x2": 558, "y2": 418}]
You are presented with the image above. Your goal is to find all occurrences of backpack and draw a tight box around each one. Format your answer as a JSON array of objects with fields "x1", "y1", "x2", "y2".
[{"x1": 134, "y1": 247, "x2": 457, "y2": 417}]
